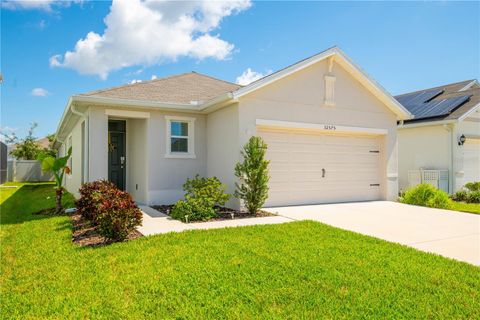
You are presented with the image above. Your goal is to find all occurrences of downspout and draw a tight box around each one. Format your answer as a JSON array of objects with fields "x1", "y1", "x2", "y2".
[{"x1": 71, "y1": 103, "x2": 89, "y2": 183}]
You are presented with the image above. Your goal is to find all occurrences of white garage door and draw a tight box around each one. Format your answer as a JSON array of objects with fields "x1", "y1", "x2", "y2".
[
  {"x1": 259, "y1": 128, "x2": 383, "y2": 207},
  {"x1": 462, "y1": 139, "x2": 480, "y2": 184}
]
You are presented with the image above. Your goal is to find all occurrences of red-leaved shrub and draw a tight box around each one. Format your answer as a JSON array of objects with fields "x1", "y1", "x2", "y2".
[
  {"x1": 76, "y1": 180, "x2": 116, "y2": 222},
  {"x1": 76, "y1": 180, "x2": 142, "y2": 241}
]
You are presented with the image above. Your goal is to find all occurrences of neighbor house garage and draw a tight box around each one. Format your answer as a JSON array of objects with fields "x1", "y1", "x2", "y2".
[{"x1": 55, "y1": 47, "x2": 411, "y2": 208}]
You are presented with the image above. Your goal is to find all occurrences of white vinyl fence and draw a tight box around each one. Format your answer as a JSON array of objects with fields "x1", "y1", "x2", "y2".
[{"x1": 7, "y1": 160, "x2": 53, "y2": 182}]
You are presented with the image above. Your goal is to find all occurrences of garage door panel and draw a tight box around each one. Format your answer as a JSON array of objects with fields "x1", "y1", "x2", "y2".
[{"x1": 259, "y1": 128, "x2": 382, "y2": 207}]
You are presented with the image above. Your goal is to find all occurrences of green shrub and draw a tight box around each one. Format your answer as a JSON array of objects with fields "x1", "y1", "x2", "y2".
[
  {"x1": 183, "y1": 175, "x2": 230, "y2": 207},
  {"x1": 452, "y1": 190, "x2": 468, "y2": 202},
  {"x1": 467, "y1": 191, "x2": 480, "y2": 203},
  {"x1": 234, "y1": 136, "x2": 270, "y2": 214},
  {"x1": 400, "y1": 183, "x2": 452, "y2": 209},
  {"x1": 170, "y1": 196, "x2": 216, "y2": 222},
  {"x1": 465, "y1": 182, "x2": 480, "y2": 192},
  {"x1": 427, "y1": 190, "x2": 453, "y2": 209}
]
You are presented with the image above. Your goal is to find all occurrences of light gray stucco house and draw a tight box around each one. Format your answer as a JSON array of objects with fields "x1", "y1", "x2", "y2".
[{"x1": 55, "y1": 47, "x2": 412, "y2": 208}]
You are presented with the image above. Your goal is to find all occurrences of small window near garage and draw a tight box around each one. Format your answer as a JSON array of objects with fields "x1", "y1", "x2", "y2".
[{"x1": 165, "y1": 116, "x2": 195, "y2": 158}]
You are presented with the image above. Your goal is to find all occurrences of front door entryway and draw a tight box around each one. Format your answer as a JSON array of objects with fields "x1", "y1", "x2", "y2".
[{"x1": 108, "y1": 120, "x2": 126, "y2": 190}]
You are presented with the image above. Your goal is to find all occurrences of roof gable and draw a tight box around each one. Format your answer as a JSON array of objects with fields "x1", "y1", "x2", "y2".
[{"x1": 231, "y1": 47, "x2": 412, "y2": 120}]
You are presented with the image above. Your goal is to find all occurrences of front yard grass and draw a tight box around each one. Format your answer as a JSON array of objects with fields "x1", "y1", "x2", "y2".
[
  {"x1": 1, "y1": 183, "x2": 479, "y2": 319},
  {"x1": 451, "y1": 201, "x2": 480, "y2": 215}
]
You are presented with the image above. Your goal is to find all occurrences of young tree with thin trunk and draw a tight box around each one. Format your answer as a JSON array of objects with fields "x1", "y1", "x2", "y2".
[
  {"x1": 38, "y1": 147, "x2": 72, "y2": 214},
  {"x1": 234, "y1": 136, "x2": 270, "y2": 214}
]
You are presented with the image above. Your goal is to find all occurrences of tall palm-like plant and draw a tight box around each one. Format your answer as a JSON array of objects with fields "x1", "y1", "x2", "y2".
[{"x1": 38, "y1": 147, "x2": 72, "y2": 214}]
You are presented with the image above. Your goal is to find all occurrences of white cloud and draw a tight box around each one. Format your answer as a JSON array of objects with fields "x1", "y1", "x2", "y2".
[
  {"x1": 50, "y1": 0, "x2": 251, "y2": 80},
  {"x1": 236, "y1": 68, "x2": 269, "y2": 85},
  {"x1": 129, "y1": 79, "x2": 142, "y2": 84},
  {"x1": 31, "y1": 87, "x2": 50, "y2": 96},
  {"x1": 151, "y1": 75, "x2": 157, "y2": 80},
  {"x1": 1, "y1": 0, "x2": 80, "y2": 11}
]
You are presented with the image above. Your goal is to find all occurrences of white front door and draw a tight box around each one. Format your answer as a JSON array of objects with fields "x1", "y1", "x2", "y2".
[{"x1": 258, "y1": 128, "x2": 383, "y2": 207}]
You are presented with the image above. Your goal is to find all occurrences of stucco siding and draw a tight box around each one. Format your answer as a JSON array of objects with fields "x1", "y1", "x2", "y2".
[
  {"x1": 398, "y1": 125, "x2": 451, "y2": 192},
  {"x1": 206, "y1": 103, "x2": 240, "y2": 208},
  {"x1": 126, "y1": 118, "x2": 148, "y2": 204},
  {"x1": 237, "y1": 58, "x2": 399, "y2": 201},
  {"x1": 88, "y1": 107, "x2": 108, "y2": 182},
  {"x1": 147, "y1": 111, "x2": 207, "y2": 205},
  {"x1": 63, "y1": 117, "x2": 85, "y2": 197}
]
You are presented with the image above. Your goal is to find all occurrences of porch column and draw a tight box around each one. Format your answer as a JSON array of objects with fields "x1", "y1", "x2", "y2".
[{"x1": 87, "y1": 107, "x2": 108, "y2": 181}]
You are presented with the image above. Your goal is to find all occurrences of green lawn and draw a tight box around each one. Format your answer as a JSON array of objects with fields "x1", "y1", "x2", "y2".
[
  {"x1": 451, "y1": 201, "x2": 480, "y2": 215},
  {"x1": 1, "y1": 183, "x2": 479, "y2": 319}
]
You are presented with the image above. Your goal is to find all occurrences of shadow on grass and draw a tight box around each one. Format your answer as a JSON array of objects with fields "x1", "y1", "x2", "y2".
[{"x1": 0, "y1": 183, "x2": 74, "y2": 225}]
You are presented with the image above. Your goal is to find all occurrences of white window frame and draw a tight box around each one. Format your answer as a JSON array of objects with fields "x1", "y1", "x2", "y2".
[{"x1": 165, "y1": 116, "x2": 196, "y2": 159}]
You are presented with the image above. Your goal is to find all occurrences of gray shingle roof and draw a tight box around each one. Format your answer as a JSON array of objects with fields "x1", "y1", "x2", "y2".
[
  {"x1": 395, "y1": 80, "x2": 479, "y2": 123},
  {"x1": 80, "y1": 72, "x2": 242, "y2": 105}
]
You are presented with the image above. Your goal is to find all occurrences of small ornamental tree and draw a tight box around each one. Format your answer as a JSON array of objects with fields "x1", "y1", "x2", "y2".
[
  {"x1": 37, "y1": 147, "x2": 72, "y2": 214},
  {"x1": 234, "y1": 136, "x2": 270, "y2": 214},
  {"x1": 1, "y1": 122, "x2": 41, "y2": 160}
]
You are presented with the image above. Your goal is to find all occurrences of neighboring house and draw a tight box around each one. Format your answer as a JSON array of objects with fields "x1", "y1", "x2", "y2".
[
  {"x1": 397, "y1": 80, "x2": 480, "y2": 193},
  {"x1": 55, "y1": 46, "x2": 411, "y2": 208}
]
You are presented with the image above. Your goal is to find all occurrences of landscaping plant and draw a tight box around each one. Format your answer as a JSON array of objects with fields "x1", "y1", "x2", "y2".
[
  {"x1": 183, "y1": 174, "x2": 230, "y2": 207},
  {"x1": 467, "y1": 191, "x2": 480, "y2": 204},
  {"x1": 451, "y1": 182, "x2": 480, "y2": 204},
  {"x1": 96, "y1": 187, "x2": 143, "y2": 241},
  {"x1": 234, "y1": 136, "x2": 270, "y2": 214},
  {"x1": 465, "y1": 182, "x2": 480, "y2": 192},
  {"x1": 76, "y1": 180, "x2": 142, "y2": 241},
  {"x1": 1, "y1": 122, "x2": 42, "y2": 160},
  {"x1": 37, "y1": 147, "x2": 72, "y2": 214},
  {"x1": 76, "y1": 180, "x2": 116, "y2": 222},
  {"x1": 400, "y1": 183, "x2": 452, "y2": 209},
  {"x1": 170, "y1": 196, "x2": 217, "y2": 222},
  {"x1": 171, "y1": 175, "x2": 230, "y2": 222}
]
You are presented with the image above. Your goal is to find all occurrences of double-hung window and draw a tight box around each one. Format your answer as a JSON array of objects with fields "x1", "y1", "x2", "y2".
[{"x1": 165, "y1": 116, "x2": 195, "y2": 158}]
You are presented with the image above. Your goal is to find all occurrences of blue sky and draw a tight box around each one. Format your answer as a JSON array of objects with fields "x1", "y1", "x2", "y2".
[{"x1": 1, "y1": 0, "x2": 479, "y2": 139}]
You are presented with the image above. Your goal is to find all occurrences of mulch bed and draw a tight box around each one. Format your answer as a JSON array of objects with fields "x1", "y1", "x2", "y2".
[
  {"x1": 70, "y1": 213, "x2": 143, "y2": 247},
  {"x1": 152, "y1": 205, "x2": 274, "y2": 222},
  {"x1": 34, "y1": 208, "x2": 142, "y2": 247}
]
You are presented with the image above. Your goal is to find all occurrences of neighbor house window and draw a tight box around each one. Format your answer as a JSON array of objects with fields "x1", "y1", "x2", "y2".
[{"x1": 165, "y1": 116, "x2": 195, "y2": 158}]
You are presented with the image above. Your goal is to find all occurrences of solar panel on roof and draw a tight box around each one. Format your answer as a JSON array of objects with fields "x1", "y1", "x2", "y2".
[
  {"x1": 396, "y1": 88, "x2": 444, "y2": 110},
  {"x1": 413, "y1": 95, "x2": 471, "y2": 120}
]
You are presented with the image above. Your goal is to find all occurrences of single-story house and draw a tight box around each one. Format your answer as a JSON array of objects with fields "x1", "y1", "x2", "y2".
[
  {"x1": 397, "y1": 80, "x2": 480, "y2": 193},
  {"x1": 55, "y1": 46, "x2": 412, "y2": 208}
]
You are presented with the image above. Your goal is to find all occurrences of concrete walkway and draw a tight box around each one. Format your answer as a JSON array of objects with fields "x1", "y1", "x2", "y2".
[
  {"x1": 138, "y1": 206, "x2": 293, "y2": 236},
  {"x1": 266, "y1": 201, "x2": 480, "y2": 266}
]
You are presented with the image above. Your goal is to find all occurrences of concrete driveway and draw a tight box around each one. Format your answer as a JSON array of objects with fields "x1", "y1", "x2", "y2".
[{"x1": 266, "y1": 201, "x2": 480, "y2": 266}]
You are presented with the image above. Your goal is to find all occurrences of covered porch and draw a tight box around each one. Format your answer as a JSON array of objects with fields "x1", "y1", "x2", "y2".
[{"x1": 88, "y1": 108, "x2": 150, "y2": 204}]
